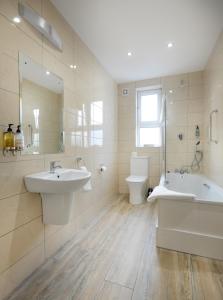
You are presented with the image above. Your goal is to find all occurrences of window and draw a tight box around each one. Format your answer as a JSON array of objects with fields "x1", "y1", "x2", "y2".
[{"x1": 136, "y1": 88, "x2": 162, "y2": 147}]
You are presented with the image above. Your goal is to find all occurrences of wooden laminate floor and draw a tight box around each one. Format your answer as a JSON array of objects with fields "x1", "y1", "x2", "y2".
[{"x1": 7, "y1": 197, "x2": 223, "y2": 300}]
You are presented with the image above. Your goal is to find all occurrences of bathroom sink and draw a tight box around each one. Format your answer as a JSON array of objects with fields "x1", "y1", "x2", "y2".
[
  {"x1": 24, "y1": 168, "x2": 91, "y2": 194},
  {"x1": 24, "y1": 168, "x2": 91, "y2": 225}
]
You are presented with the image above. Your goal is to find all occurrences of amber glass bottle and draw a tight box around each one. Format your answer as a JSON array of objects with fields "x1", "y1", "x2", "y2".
[{"x1": 3, "y1": 124, "x2": 15, "y2": 150}]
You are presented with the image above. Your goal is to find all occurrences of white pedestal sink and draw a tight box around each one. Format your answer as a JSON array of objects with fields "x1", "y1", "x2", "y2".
[{"x1": 24, "y1": 169, "x2": 91, "y2": 225}]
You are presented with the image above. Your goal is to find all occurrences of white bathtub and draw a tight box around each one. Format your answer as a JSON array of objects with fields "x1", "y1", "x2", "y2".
[{"x1": 156, "y1": 172, "x2": 223, "y2": 260}]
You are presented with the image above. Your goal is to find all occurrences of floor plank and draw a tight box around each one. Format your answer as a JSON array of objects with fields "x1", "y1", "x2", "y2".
[
  {"x1": 6, "y1": 197, "x2": 223, "y2": 300},
  {"x1": 105, "y1": 203, "x2": 155, "y2": 288},
  {"x1": 191, "y1": 255, "x2": 223, "y2": 300},
  {"x1": 96, "y1": 281, "x2": 132, "y2": 300}
]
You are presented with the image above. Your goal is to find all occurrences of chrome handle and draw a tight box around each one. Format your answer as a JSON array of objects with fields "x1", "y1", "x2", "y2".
[{"x1": 209, "y1": 109, "x2": 218, "y2": 144}]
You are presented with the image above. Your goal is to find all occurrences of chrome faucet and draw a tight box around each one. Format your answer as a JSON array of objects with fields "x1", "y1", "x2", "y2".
[{"x1": 49, "y1": 161, "x2": 62, "y2": 173}]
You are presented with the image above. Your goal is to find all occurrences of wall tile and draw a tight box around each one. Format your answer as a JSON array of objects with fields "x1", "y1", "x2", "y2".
[
  {"x1": 0, "y1": 52, "x2": 18, "y2": 93},
  {"x1": 0, "y1": 15, "x2": 42, "y2": 62},
  {"x1": 0, "y1": 244, "x2": 44, "y2": 300},
  {"x1": 0, "y1": 217, "x2": 43, "y2": 273},
  {"x1": 189, "y1": 84, "x2": 204, "y2": 100},
  {"x1": 189, "y1": 71, "x2": 203, "y2": 86},
  {"x1": 0, "y1": 159, "x2": 44, "y2": 200},
  {"x1": 0, "y1": 192, "x2": 42, "y2": 237},
  {"x1": 0, "y1": 89, "x2": 19, "y2": 126}
]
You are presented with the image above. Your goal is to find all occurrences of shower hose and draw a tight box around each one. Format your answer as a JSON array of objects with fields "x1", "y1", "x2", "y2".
[{"x1": 191, "y1": 150, "x2": 203, "y2": 172}]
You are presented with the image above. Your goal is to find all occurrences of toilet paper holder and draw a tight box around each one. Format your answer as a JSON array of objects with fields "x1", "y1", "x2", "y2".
[{"x1": 99, "y1": 164, "x2": 107, "y2": 173}]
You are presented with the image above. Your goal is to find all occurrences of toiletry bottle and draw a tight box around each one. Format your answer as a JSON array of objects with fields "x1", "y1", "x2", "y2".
[
  {"x1": 0, "y1": 134, "x2": 3, "y2": 150},
  {"x1": 3, "y1": 124, "x2": 15, "y2": 150},
  {"x1": 15, "y1": 125, "x2": 24, "y2": 151},
  {"x1": 195, "y1": 125, "x2": 200, "y2": 138}
]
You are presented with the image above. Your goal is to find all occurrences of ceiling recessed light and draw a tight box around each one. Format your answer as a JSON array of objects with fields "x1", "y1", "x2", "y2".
[
  {"x1": 167, "y1": 42, "x2": 173, "y2": 48},
  {"x1": 73, "y1": 65, "x2": 77, "y2": 69},
  {"x1": 13, "y1": 16, "x2": 21, "y2": 23},
  {"x1": 169, "y1": 89, "x2": 173, "y2": 94},
  {"x1": 127, "y1": 52, "x2": 132, "y2": 56},
  {"x1": 46, "y1": 71, "x2": 50, "y2": 75}
]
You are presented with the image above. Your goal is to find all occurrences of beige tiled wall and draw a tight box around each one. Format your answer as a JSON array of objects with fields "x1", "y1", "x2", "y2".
[
  {"x1": 203, "y1": 31, "x2": 223, "y2": 188},
  {"x1": 0, "y1": 0, "x2": 118, "y2": 298},
  {"x1": 118, "y1": 71, "x2": 204, "y2": 193}
]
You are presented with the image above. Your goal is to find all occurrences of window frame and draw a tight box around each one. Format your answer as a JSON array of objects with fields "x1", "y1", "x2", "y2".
[{"x1": 136, "y1": 87, "x2": 162, "y2": 147}]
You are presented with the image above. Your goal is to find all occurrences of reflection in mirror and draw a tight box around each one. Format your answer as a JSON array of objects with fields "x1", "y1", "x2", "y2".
[
  {"x1": 90, "y1": 101, "x2": 103, "y2": 146},
  {"x1": 72, "y1": 101, "x2": 104, "y2": 149},
  {"x1": 19, "y1": 53, "x2": 64, "y2": 154}
]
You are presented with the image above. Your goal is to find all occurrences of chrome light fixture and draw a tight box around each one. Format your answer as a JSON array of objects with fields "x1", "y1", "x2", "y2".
[{"x1": 18, "y1": 2, "x2": 62, "y2": 51}]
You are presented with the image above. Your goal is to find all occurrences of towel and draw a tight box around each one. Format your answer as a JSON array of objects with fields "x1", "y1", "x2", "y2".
[
  {"x1": 80, "y1": 166, "x2": 92, "y2": 192},
  {"x1": 147, "y1": 185, "x2": 195, "y2": 202}
]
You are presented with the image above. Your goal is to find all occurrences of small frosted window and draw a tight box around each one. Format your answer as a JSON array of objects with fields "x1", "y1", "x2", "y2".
[
  {"x1": 136, "y1": 88, "x2": 162, "y2": 147},
  {"x1": 141, "y1": 94, "x2": 158, "y2": 122},
  {"x1": 139, "y1": 128, "x2": 161, "y2": 146}
]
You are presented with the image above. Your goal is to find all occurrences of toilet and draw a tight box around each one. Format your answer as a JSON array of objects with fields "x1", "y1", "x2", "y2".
[{"x1": 126, "y1": 156, "x2": 150, "y2": 205}]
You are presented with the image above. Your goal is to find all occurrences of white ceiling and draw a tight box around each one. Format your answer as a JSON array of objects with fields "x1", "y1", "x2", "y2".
[{"x1": 51, "y1": 0, "x2": 223, "y2": 83}]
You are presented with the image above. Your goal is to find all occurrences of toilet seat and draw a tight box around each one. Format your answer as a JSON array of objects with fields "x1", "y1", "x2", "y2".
[{"x1": 126, "y1": 176, "x2": 147, "y2": 183}]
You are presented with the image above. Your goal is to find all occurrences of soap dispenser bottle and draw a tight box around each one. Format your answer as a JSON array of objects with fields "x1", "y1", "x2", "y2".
[
  {"x1": 3, "y1": 124, "x2": 15, "y2": 151},
  {"x1": 15, "y1": 125, "x2": 24, "y2": 151}
]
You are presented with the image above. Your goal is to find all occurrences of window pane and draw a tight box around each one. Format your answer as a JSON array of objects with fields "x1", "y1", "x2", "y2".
[
  {"x1": 140, "y1": 127, "x2": 161, "y2": 146},
  {"x1": 141, "y1": 94, "x2": 158, "y2": 122}
]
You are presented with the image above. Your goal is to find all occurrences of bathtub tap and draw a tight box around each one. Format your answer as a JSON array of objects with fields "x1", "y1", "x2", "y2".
[{"x1": 174, "y1": 167, "x2": 189, "y2": 175}]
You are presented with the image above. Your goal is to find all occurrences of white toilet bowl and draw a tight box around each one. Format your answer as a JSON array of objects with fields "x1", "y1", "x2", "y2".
[
  {"x1": 126, "y1": 156, "x2": 150, "y2": 205},
  {"x1": 126, "y1": 175, "x2": 147, "y2": 204}
]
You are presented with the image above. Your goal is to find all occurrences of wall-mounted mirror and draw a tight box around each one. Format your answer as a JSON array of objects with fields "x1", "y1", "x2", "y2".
[{"x1": 19, "y1": 53, "x2": 64, "y2": 154}]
